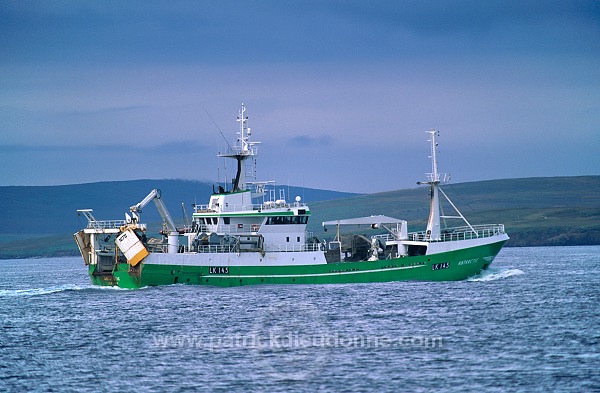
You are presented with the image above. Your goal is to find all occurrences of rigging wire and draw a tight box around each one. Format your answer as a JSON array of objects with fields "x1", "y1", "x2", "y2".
[
  {"x1": 446, "y1": 182, "x2": 475, "y2": 212},
  {"x1": 205, "y1": 108, "x2": 232, "y2": 191},
  {"x1": 204, "y1": 108, "x2": 233, "y2": 153}
]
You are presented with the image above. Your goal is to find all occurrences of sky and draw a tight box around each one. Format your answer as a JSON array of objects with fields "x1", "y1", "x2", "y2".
[{"x1": 1, "y1": 1, "x2": 599, "y2": 193}]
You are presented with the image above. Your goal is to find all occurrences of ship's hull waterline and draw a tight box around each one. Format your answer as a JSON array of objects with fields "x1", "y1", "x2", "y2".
[{"x1": 89, "y1": 238, "x2": 507, "y2": 289}]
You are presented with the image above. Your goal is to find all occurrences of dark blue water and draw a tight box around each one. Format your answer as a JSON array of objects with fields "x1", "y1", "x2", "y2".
[{"x1": 1, "y1": 246, "x2": 599, "y2": 392}]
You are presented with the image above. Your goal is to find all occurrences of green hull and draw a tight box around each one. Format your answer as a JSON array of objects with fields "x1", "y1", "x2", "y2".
[{"x1": 89, "y1": 239, "x2": 507, "y2": 289}]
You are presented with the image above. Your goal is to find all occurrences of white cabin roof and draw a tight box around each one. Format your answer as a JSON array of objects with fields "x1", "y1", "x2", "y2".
[{"x1": 322, "y1": 215, "x2": 404, "y2": 227}]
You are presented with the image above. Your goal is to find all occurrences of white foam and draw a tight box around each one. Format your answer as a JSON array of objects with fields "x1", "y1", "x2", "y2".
[
  {"x1": 467, "y1": 268, "x2": 525, "y2": 282},
  {"x1": 0, "y1": 284, "x2": 90, "y2": 297},
  {"x1": 93, "y1": 285, "x2": 132, "y2": 291}
]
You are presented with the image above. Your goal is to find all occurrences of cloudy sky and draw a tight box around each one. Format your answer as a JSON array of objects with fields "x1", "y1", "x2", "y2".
[{"x1": 1, "y1": 1, "x2": 598, "y2": 193}]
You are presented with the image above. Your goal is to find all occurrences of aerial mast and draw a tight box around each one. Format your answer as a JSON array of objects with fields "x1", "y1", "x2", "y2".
[
  {"x1": 424, "y1": 130, "x2": 443, "y2": 240},
  {"x1": 218, "y1": 103, "x2": 260, "y2": 192},
  {"x1": 418, "y1": 130, "x2": 477, "y2": 240}
]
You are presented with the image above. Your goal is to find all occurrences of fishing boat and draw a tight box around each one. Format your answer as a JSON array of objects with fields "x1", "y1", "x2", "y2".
[{"x1": 74, "y1": 104, "x2": 509, "y2": 288}]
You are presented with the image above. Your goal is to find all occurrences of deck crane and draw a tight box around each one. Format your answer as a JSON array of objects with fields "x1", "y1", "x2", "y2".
[{"x1": 129, "y1": 189, "x2": 179, "y2": 254}]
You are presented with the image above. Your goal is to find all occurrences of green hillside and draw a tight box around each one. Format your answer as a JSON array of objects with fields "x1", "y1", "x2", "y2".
[{"x1": 1, "y1": 176, "x2": 599, "y2": 259}]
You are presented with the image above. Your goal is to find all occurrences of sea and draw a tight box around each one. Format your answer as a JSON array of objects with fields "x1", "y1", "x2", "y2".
[{"x1": 1, "y1": 246, "x2": 599, "y2": 392}]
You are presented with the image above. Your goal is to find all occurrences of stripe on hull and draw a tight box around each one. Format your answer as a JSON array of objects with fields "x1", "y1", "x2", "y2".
[{"x1": 207, "y1": 264, "x2": 424, "y2": 279}]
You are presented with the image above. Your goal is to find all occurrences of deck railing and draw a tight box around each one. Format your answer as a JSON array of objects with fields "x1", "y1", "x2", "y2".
[
  {"x1": 191, "y1": 224, "x2": 263, "y2": 234},
  {"x1": 374, "y1": 224, "x2": 506, "y2": 243},
  {"x1": 183, "y1": 224, "x2": 311, "y2": 235},
  {"x1": 148, "y1": 241, "x2": 323, "y2": 254},
  {"x1": 410, "y1": 224, "x2": 506, "y2": 242},
  {"x1": 193, "y1": 201, "x2": 308, "y2": 214},
  {"x1": 86, "y1": 219, "x2": 127, "y2": 230},
  {"x1": 265, "y1": 243, "x2": 323, "y2": 253}
]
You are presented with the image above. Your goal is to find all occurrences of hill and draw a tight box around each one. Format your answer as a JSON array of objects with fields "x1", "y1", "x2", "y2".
[{"x1": 1, "y1": 176, "x2": 599, "y2": 258}]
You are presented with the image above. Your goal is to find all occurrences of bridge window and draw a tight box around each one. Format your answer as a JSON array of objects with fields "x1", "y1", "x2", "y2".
[{"x1": 265, "y1": 216, "x2": 308, "y2": 225}]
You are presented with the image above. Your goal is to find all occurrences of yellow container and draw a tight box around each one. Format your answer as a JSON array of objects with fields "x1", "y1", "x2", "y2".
[{"x1": 116, "y1": 229, "x2": 149, "y2": 266}]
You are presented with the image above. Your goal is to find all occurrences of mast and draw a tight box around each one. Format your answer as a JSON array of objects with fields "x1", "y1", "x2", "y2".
[
  {"x1": 218, "y1": 103, "x2": 260, "y2": 192},
  {"x1": 423, "y1": 130, "x2": 443, "y2": 240},
  {"x1": 418, "y1": 130, "x2": 477, "y2": 240}
]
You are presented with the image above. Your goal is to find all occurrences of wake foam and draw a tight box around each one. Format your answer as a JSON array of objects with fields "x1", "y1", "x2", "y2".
[
  {"x1": 0, "y1": 284, "x2": 92, "y2": 297},
  {"x1": 467, "y1": 268, "x2": 524, "y2": 282}
]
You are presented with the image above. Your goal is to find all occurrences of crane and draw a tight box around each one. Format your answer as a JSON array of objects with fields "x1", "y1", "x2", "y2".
[{"x1": 129, "y1": 189, "x2": 179, "y2": 254}]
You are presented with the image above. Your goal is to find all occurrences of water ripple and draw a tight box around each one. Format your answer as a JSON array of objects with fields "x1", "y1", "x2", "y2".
[{"x1": 0, "y1": 248, "x2": 599, "y2": 392}]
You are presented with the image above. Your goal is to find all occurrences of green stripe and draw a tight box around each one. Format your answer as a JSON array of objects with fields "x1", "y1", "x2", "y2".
[
  {"x1": 193, "y1": 211, "x2": 311, "y2": 217},
  {"x1": 208, "y1": 264, "x2": 424, "y2": 279}
]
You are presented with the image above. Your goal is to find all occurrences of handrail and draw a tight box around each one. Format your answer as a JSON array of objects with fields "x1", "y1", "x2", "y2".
[
  {"x1": 374, "y1": 224, "x2": 505, "y2": 243},
  {"x1": 265, "y1": 243, "x2": 323, "y2": 253},
  {"x1": 149, "y1": 242, "x2": 323, "y2": 254},
  {"x1": 86, "y1": 220, "x2": 127, "y2": 229},
  {"x1": 408, "y1": 224, "x2": 505, "y2": 242},
  {"x1": 193, "y1": 201, "x2": 308, "y2": 214}
]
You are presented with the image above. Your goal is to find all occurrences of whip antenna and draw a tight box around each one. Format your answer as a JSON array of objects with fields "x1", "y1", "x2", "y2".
[{"x1": 204, "y1": 108, "x2": 233, "y2": 152}]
